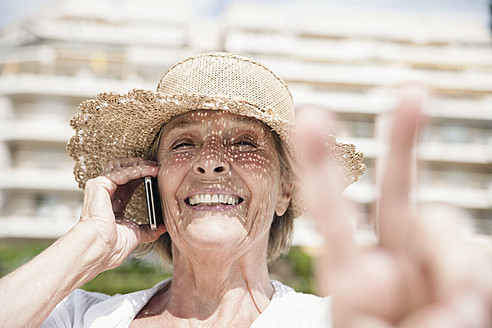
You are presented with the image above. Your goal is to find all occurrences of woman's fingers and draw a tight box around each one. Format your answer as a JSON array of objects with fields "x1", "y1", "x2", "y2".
[
  {"x1": 78, "y1": 159, "x2": 166, "y2": 270},
  {"x1": 377, "y1": 86, "x2": 428, "y2": 250},
  {"x1": 82, "y1": 176, "x2": 118, "y2": 223},
  {"x1": 81, "y1": 158, "x2": 159, "y2": 228},
  {"x1": 102, "y1": 158, "x2": 157, "y2": 173},
  {"x1": 297, "y1": 105, "x2": 356, "y2": 294},
  {"x1": 101, "y1": 158, "x2": 159, "y2": 218},
  {"x1": 375, "y1": 85, "x2": 491, "y2": 327},
  {"x1": 103, "y1": 159, "x2": 159, "y2": 186}
]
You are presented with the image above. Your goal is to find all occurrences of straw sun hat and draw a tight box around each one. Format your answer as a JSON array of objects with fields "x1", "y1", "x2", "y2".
[{"x1": 67, "y1": 52, "x2": 365, "y2": 224}]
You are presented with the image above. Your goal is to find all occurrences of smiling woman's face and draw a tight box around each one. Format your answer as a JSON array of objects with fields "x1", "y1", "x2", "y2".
[{"x1": 156, "y1": 110, "x2": 291, "y2": 260}]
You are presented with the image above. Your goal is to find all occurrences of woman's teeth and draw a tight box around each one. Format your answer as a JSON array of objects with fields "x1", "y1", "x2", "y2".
[{"x1": 187, "y1": 194, "x2": 241, "y2": 206}]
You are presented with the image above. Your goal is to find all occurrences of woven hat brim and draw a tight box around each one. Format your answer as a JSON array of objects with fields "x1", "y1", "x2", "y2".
[{"x1": 67, "y1": 89, "x2": 365, "y2": 224}]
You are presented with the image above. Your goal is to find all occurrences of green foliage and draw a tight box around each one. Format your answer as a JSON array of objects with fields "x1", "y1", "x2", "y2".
[
  {"x1": 0, "y1": 240, "x2": 314, "y2": 296},
  {"x1": 268, "y1": 246, "x2": 314, "y2": 294},
  {"x1": 81, "y1": 258, "x2": 172, "y2": 295},
  {"x1": 286, "y1": 246, "x2": 313, "y2": 278},
  {"x1": 0, "y1": 239, "x2": 170, "y2": 295},
  {"x1": 283, "y1": 246, "x2": 314, "y2": 293},
  {"x1": 0, "y1": 239, "x2": 53, "y2": 277}
]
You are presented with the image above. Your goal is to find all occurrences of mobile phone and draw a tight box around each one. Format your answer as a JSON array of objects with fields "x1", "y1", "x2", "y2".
[{"x1": 144, "y1": 176, "x2": 162, "y2": 230}]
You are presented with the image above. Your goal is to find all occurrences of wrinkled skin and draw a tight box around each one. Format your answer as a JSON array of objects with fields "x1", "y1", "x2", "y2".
[
  {"x1": 155, "y1": 110, "x2": 291, "y2": 264},
  {"x1": 130, "y1": 110, "x2": 293, "y2": 327}
]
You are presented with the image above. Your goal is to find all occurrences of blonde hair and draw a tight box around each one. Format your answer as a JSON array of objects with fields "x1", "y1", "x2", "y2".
[{"x1": 134, "y1": 121, "x2": 297, "y2": 265}]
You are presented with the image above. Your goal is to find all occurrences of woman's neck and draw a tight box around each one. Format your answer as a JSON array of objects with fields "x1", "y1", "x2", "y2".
[
  {"x1": 174, "y1": 247, "x2": 273, "y2": 318},
  {"x1": 139, "y1": 247, "x2": 274, "y2": 327}
]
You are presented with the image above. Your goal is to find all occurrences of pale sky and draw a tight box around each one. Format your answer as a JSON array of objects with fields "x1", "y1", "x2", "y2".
[{"x1": 0, "y1": 0, "x2": 490, "y2": 29}]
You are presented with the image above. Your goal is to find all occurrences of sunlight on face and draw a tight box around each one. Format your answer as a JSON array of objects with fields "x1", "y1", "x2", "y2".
[{"x1": 156, "y1": 110, "x2": 289, "y2": 259}]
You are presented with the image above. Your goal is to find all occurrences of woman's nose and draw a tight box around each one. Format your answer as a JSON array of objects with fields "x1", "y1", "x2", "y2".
[{"x1": 192, "y1": 145, "x2": 230, "y2": 176}]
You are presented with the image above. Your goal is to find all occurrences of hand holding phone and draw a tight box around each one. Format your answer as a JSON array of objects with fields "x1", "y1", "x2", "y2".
[{"x1": 144, "y1": 176, "x2": 163, "y2": 230}]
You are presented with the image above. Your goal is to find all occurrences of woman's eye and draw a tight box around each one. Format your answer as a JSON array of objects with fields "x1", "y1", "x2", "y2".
[
  {"x1": 171, "y1": 141, "x2": 196, "y2": 151},
  {"x1": 232, "y1": 140, "x2": 258, "y2": 151}
]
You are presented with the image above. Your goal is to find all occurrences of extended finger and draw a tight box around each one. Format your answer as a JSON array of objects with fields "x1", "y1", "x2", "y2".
[
  {"x1": 102, "y1": 158, "x2": 157, "y2": 174},
  {"x1": 296, "y1": 105, "x2": 356, "y2": 294},
  {"x1": 297, "y1": 105, "x2": 355, "y2": 248},
  {"x1": 103, "y1": 163, "x2": 159, "y2": 186},
  {"x1": 377, "y1": 86, "x2": 429, "y2": 249}
]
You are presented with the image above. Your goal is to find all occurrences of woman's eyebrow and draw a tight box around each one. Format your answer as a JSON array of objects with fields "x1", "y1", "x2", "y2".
[
  {"x1": 231, "y1": 116, "x2": 258, "y2": 124},
  {"x1": 172, "y1": 119, "x2": 199, "y2": 129}
]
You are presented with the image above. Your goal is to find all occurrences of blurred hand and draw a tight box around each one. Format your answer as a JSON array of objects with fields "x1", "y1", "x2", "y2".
[
  {"x1": 78, "y1": 158, "x2": 166, "y2": 271},
  {"x1": 298, "y1": 88, "x2": 492, "y2": 327}
]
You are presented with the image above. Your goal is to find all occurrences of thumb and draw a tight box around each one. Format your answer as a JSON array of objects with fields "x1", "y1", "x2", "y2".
[{"x1": 137, "y1": 224, "x2": 167, "y2": 244}]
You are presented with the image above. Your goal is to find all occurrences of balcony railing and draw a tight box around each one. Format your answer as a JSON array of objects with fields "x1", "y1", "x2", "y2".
[
  {"x1": 0, "y1": 73, "x2": 154, "y2": 96},
  {"x1": 0, "y1": 216, "x2": 77, "y2": 238},
  {"x1": 225, "y1": 32, "x2": 492, "y2": 68},
  {"x1": 0, "y1": 119, "x2": 72, "y2": 142},
  {"x1": 0, "y1": 168, "x2": 79, "y2": 191}
]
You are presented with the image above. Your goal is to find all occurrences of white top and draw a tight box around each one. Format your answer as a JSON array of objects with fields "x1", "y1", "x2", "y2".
[{"x1": 41, "y1": 279, "x2": 332, "y2": 327}]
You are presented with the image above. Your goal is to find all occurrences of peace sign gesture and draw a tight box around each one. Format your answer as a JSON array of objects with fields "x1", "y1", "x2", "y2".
[{"x1": 298, "y1": 86, "x2": 492, "y2": 327}]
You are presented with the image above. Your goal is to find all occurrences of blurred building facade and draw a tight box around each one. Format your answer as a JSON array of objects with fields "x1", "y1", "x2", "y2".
[
  {"x1": 0, "y1": 0, "x2": 490, "y2": 242},
  {"x1": 0, "y1": 0, "x2": 202, "y2": 237},
  {"x1": 222, "y1": 2, "x2": 492, "y2": 244}
]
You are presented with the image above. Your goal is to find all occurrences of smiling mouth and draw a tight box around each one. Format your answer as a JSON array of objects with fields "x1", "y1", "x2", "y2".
[{"x1": 185, "y1": 194, "x2": 244, "y2": 206}]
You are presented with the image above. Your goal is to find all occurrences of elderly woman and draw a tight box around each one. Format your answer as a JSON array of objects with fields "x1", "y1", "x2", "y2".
[{"x1": 0, "y1": 53, "x2": 490, "y2": 328}]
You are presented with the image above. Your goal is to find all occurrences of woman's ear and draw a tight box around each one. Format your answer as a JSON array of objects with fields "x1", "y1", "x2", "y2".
[{"x1": 275, "y1": 181, "x2": 293, "y2": 217}]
